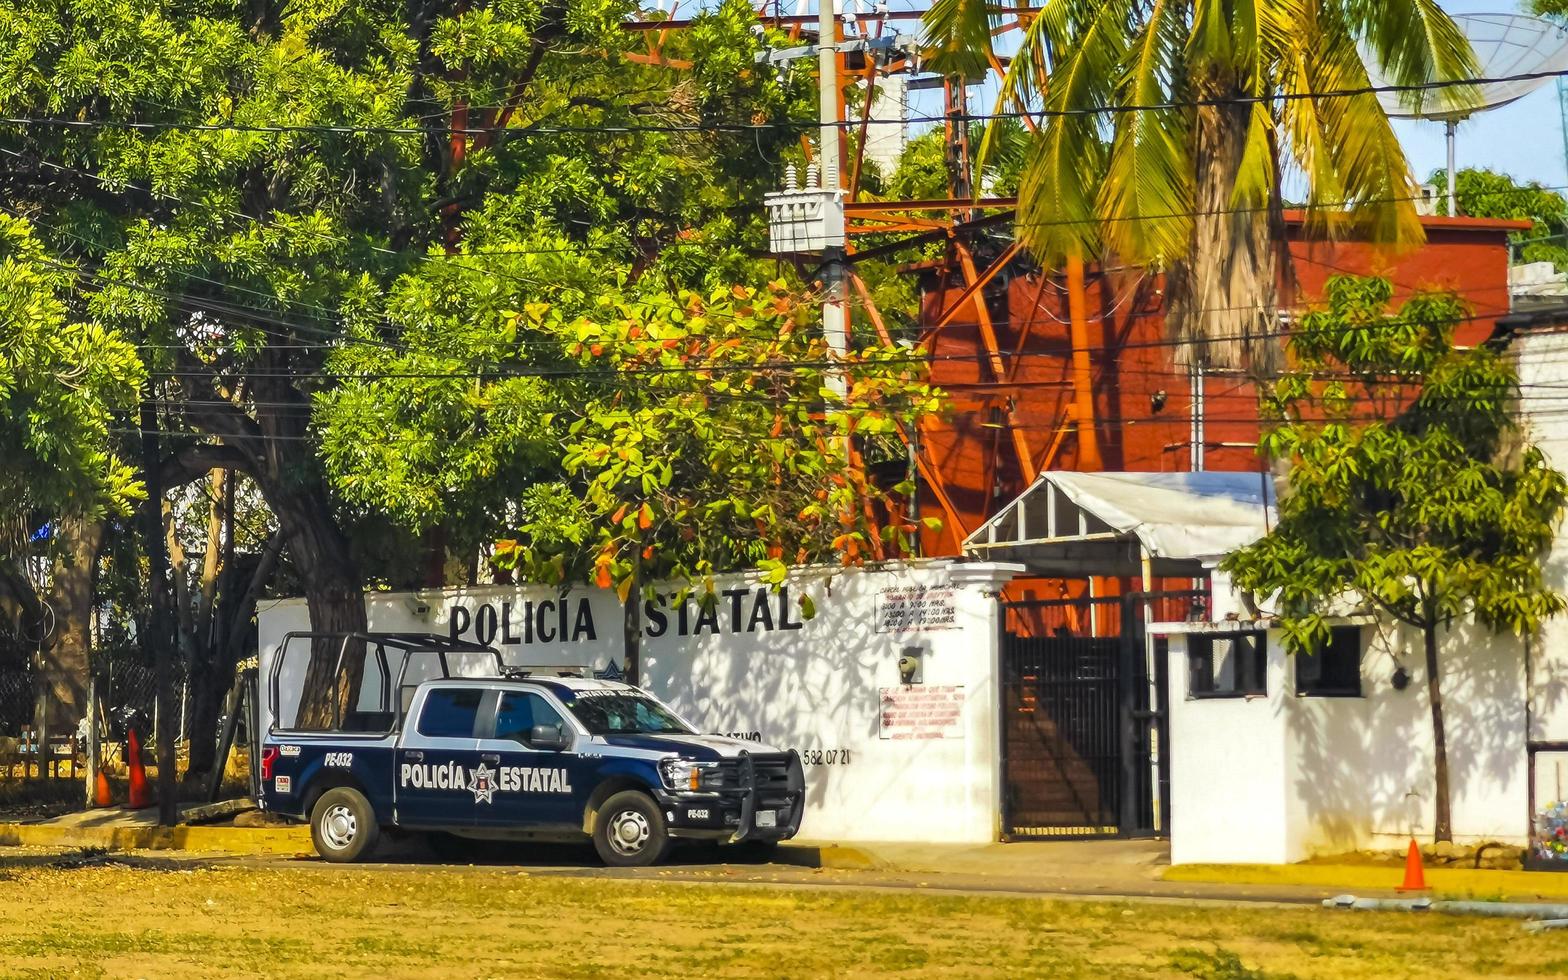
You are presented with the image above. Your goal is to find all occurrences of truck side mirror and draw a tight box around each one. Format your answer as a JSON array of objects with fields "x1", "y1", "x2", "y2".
[{"x1": 529, "y1": 724, "x2": 569, "y2": 751}]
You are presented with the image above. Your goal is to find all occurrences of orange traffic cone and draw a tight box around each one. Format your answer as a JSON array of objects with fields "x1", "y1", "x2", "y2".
[
  {"x1": 1397, "y1": 838, "x2": 1428, "y2": 892},
  {"x1": 93, "y1": 768, "x2": 113, "y2": 807},
  {"x1": 127, "y1": 729, "x2": 151, "y2": 809}
]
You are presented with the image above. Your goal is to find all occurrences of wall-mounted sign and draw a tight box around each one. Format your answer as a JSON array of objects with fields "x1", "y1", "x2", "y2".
[
  {"x1": 874, "y1": 586, "x2": 959, "y2": 633},
  {"x1": 878, "y1": 685, "x2": 965, "y2": 740},
  {"x1": 446, "y1": 585, "x2": 809, "y2": 648}
]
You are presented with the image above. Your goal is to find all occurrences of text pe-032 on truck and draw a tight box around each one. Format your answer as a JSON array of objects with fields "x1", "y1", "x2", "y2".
[{"x1": 259, "y1": 633, "x2": 805, "y2": 866}]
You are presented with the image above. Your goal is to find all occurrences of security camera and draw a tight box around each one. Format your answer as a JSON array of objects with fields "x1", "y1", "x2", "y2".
[
  {"x1": 897, "y1": 647, "x2": 923, "y2": 685},
  {"x1": 404, "y1": 596, "x2": 432, "y2": 619},
  {"x1": 749, "y1": 23, "x2": 765, "y2": 37}
]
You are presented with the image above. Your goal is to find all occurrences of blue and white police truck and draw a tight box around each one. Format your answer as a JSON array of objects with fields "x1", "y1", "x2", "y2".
[{"x1": 258, "y1": 633, "x2": 805, "y2": 866}]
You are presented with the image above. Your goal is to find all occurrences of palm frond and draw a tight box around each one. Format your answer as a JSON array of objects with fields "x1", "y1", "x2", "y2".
[
  {"x1": 1100, "y1": 0, "x2": 1190, "y2": 264},
  {"x1": 922, "y1": 0, "x2": 997, "y2": 79},
  {"x1": 1015, "y1": 0, "x2": 1128, "y2": 264},
  {"x1": 1279, "y1": 7, "x2": 1423, "y2": 245},
  {"x1": 1345, "y1": 0, "x2": 1478, "y2": 117}
]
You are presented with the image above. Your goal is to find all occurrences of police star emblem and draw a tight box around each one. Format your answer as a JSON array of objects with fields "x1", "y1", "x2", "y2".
[{"x1": 468, "y1": 762, "x2": 497, "y2": 805}]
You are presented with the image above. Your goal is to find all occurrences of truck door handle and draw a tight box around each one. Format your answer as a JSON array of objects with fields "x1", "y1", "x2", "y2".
[
  {"x1": 403, "y1": 750, "x2": 424, "y2": 762},
  {"x1": 481, "y1": 753, "x2": 500, "y2": 764}
]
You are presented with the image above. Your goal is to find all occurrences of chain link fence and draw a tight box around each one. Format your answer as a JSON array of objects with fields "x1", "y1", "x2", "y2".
[{"x1": 0, "y1": 651, "x2": 200, "y2": 786}]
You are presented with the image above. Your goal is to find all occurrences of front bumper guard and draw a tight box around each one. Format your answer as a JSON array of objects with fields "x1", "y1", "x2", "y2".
[{"x1": 731, "y1": 748, "x2": 805, "y2": 843}]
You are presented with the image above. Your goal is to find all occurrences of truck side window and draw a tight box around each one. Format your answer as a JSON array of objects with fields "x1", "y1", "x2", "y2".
[
  {"x1": 496, "y1": 692, "x2": 566, "y2": 745},
  {"x1": 417, "y1": 689, "x2": 483, "y2": 738}
]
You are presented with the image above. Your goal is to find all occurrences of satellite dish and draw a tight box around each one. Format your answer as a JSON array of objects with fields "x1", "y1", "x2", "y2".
[
  {"x1": 1365, "y1": 14, "x2": 1568, "y2": 215},
  {"x1": 1372, "y1": 13, "x2": 1568, "y2": 120}
]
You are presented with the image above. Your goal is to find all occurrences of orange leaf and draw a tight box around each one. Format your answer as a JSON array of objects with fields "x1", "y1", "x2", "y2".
[
  {"x1": 638, "y1": 503, "x2": 653, "y2": 530},
  {"x1": 642, "y1": 545, "x2": 655, "y2": 560},
  {"x1": 611, "y1": 504, "x2": 628, "y2": 524},
  {"x1": 595, "y1": 564, "x2": 612, "y2": 589}
]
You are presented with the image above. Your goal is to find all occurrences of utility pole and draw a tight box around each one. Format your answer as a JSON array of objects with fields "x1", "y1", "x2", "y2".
[{"x1": 817, "y1": 0, "x2": 847, "y2": 400}]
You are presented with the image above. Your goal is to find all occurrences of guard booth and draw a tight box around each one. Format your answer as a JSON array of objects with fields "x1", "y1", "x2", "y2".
[{"x1": 963, "y1": 472, "x2": 1276, "y2": 840}]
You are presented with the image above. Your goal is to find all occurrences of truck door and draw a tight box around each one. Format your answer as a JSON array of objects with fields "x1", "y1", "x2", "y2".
[
  {"x1": 394, "y1": 687, "x2": 483, "y2": 828},
  {"x1": 474, "y1": 689, "x2": 586, "y2": 830}
]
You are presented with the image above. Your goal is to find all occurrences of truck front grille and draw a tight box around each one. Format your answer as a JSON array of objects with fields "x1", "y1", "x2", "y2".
[{"x1": 715, "y1": 753, "x2": 794, "y2": 792}]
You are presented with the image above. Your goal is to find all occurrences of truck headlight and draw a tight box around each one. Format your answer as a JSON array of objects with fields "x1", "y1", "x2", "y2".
[{"x1": 659, "y1": 758, "x2": 719, "y2": 791}]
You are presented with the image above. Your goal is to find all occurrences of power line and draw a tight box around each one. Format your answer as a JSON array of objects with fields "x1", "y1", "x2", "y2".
[{"x1": 0, "y1": 68, "x2": 1563, "y2": 137}]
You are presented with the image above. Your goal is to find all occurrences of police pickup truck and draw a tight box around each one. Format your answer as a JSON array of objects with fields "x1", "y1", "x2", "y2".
[{"x1": 259, "y1": 633, "x2": 804, "y2": 866}]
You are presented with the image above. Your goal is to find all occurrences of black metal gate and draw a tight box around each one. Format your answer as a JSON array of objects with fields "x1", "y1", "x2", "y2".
[{"x1": 1000, "y1": 592, "x2": 1199, "y2": 839}]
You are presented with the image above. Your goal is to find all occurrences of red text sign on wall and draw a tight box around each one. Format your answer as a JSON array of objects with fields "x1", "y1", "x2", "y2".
[{"x1": 878, "y1": 685, "x2": 965, "y2": 740}]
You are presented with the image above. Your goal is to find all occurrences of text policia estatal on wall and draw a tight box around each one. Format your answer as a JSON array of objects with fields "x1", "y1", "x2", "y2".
[{"x1": 446, "y1": 585, "x2": 809, "y2": 647}]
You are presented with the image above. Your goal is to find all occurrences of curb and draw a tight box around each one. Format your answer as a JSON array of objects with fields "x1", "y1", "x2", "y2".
[
  {"x1": 0, "y1": 821, "x2": 883, "y2": 868},
  {"x1": 1162, "y1": 863, "x2": 1568, "y2": 900},
  {"x1": 0, "y1": 821, "x2": 311, "y2": 855},
  {"x1": 777, "y1": 842, "x2": 885, "y2": 870}
]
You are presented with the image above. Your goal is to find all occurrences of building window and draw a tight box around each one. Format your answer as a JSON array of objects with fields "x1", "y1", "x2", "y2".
[
  {"x1": 1295, "y1": 626, "x2": 1364, "y2": 697},
  {"x1": 1188, "y1": 631, "x2": 1267, "y2": 698}
]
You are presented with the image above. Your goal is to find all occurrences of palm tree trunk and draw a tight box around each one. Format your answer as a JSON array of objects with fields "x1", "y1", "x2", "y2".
[
  {"x1": 1171, "y1": 68, "x2": 1279, "y2": 375},
  {"x1": 1423, "y1": 621, "x2": 1452, "y2": 842}
]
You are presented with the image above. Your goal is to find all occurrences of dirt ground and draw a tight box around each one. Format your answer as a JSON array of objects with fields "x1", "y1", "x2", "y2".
[{"x1": 0, "y1": 856, "x2": 1563, "y2": 979}]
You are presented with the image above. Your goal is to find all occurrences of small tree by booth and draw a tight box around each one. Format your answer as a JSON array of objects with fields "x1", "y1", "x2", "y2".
[
  {"x1": 1223, "y1": 275, "x2": 1568, "y2": 843},
  {"x1": 491, "y1": 282, "x2": 944, "y2": 683}
]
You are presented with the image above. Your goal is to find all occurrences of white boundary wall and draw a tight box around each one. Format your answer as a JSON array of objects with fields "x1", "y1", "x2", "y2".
[
  {"x1": 257, "y1": 561, "x2": 1019, "y2": 844},
  {"x1": 1165, "y1": 617, "x2": 1536, "y2": 864},
  {"x1": 1160, "y1": 326, "x2": 1568, "y2": 865}
]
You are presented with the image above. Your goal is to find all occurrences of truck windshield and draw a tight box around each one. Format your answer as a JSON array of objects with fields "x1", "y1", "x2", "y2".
[{"x1": 561, "y1": 692, "x2": 694, "y2": 736}]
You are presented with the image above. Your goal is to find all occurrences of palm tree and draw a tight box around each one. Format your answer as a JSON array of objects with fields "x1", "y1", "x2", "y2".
[{"x1": 923, "y1": 1, "x2": 1477, "y2": 371}]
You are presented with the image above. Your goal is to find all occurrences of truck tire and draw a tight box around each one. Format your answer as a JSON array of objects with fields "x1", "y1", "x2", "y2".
[
  {"x1": 593, "y1": 790, "x2": 672, "y2": 867},
  {"x1": 310, "y1": 787, "x2": 380, "y2": 863}
]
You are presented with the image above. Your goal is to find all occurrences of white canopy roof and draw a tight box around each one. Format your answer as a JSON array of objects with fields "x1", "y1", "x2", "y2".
[{"x1": 962, "y1": 471, "x2": 1278, "y2": 577}]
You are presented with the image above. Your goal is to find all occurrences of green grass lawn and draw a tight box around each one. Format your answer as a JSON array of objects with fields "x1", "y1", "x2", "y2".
[{"x1": 0, "y1": 860, "x2": 1562, "y2": 978}]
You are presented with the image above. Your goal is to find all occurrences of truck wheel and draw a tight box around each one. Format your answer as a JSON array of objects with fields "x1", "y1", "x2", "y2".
[
  {"x1": 310, "y1": 787, "x2": 380, "y2": 863},
  {"x1": 593, "y1": 791, "x2": 671, "y2": 867}
]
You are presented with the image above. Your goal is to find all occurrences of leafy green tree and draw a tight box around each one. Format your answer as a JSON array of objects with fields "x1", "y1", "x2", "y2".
[
  {"x1": 1222, "y1": 275, "x2": 1567, "y2": 842},
  {"x1": 878, "y1": 120, "x2": 1031, "y2": 201},
  {"x1": 0, "y1": 0, "x2": 809, "y2": 723},
  {"x1": 1429, "y1": 167, "x2": 1568, "y2": 268},
  {"x1": 922, "y1": 1, "x2": 1476, "y2": 370},
  {"x1": 0, "y1": 214, "x2": 143, "y2": 731},
  {"x1": 490, "y1": 282, "x2": 944, "y2": 682},
  {"x1": 0, "y1": 215, "x2": 143, "y2": 527}
]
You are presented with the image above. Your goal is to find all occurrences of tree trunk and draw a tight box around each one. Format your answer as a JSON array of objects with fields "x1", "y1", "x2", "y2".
[
  {"x1": 139, "y1": 399, "x2": 180, "y2": 826},
  {"x1": 1423, "y1": 622, "x2": 1452, "y2": 842},
  {"x1": 40, "y1": 516, "x2": 103, "y2": 731},
  {"x1": 1170, "y1": 68, "x2": 1280, "y2": 375},
  {"x1": 184, "y1": 470, "x2": 230, "y2": 781},
  {"x1": 263, "y1": 479, "x2": 366, "y2": 728},
  {"x1": 623, "y1": 567, "x2": 641, "y2": 687}
]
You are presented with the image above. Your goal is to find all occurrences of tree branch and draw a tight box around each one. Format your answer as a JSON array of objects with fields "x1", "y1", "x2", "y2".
[{"x1": 160, "y1": 444, "x2": 251, "y2": 490}]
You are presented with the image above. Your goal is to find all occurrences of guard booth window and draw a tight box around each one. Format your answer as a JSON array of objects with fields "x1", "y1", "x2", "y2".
[
  {"x1": 1295, "y1": 626, "x2": 1365, "y2": 697},
  {"x1": 1188, "y1": 631, "x2": 1267, "y2": 698}
]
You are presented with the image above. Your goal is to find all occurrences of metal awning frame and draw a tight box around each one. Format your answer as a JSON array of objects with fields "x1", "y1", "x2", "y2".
[{"x1": 963, "y1": 478, "x2": 1211, "y2": 579}]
